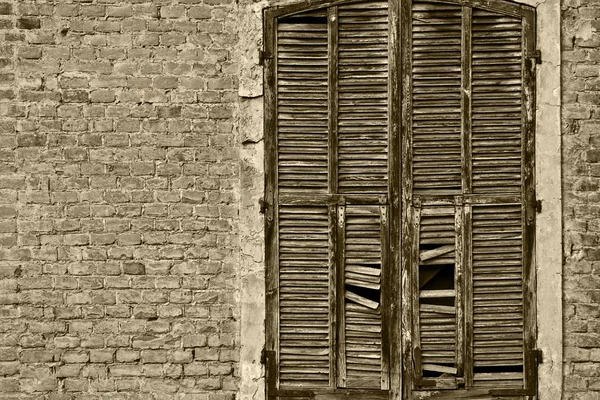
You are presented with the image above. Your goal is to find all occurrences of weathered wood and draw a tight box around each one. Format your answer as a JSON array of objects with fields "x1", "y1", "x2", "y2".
[
  {"x1": 266, "y1": 0, "x2": 537, "y2": 396},
  {"x1": 422, "y1": 364, "x2": 459, "y2": 374},
  {"x1": 419, "y1": 244, "x2": 455, "y2": 261},
  {"x1": 522, "y1": 7, "x2": 537, "y2": 394},
  {"x1": 264, "y1": 11, "x2": 280, "y2": 395},
  {"x1": 420, "y1": 290, "x2": 456, "y2": 298},
  {"x1": 400, "y1": 0, "x2": 413, "y2": 396},
  {"x1": 336, "y1": 205, "x2": 347, "y2": 388},
  {"x1": 464, "y1": 204, "x2": 474, "y2": 388},
  {"x1": 387, "y1": 0, "x2": 401, "y2": 396},
  {"x1": 328, "y1": 7, "x2": 339, "y2": 196},
  {"x1": 279, "y1": 194, "x2": 388, "y2": 206},
  {"x1": 461, "y1": 6, "x2": 473, "y2": 195},
  {"x1": 379, "y1": 205, "x2": 390, "y2": 390},
  {"x1": 330, "y1": 204, "x2": 339, "y2": 388},
  {"x1": 455, "y1": 197, "x2": 465, "y2": 379},
  {"x1": 337, "y1": 1, "x2": 389, "y2": 195}
]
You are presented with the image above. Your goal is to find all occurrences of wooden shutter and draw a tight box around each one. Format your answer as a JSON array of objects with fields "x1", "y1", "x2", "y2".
[
  {"x1": 276, "y1": 10, "x2": 329, "y2": 194},
  {"x1": 471, "y1": 203, "x2": 524, "y2": 388},
  {"x1": 265, "y1": 1, "x2": 393, "y2": 397},
  {"x1": 339, "y1": 205, "x2": 388, "y2": 389},
  {"x1": 266, "y1": 0, "x2": 535, "y2": 397},
  {"x1": 338, "y1": 2, "x2": 389, "y2": 194},
  {"x1": 410, "y1": 1, "x2": 463, "y2": 196},
  {"x1": 278, "y1": 205, "x2": 332, "y2": 387},
  {"x1": 404, "y1": 0, "x2": 536, "y2": 397},
  {"x1": 471, "y1": 10, "x2": 524, "y2": 194},
  {"x1": 413, "y1": 206, "x2": 463, "y2": 388}
]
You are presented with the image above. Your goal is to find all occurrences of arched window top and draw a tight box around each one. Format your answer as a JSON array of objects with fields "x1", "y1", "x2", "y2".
[{"x1": 266, "y1": 0, "x2": 534, "y2": 22}]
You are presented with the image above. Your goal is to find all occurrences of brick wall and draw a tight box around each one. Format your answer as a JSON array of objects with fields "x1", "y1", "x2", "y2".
[
  {"x1": 0, "y1": 0, "x2": 240, "y2": 398},
  {"x1": 562, "y1": 0, "x2": 600, "y2": 397}
]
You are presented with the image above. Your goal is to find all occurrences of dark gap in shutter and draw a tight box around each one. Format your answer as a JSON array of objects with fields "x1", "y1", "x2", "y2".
[
  {"x1": 279, "y1": 16, "x2": 328, "y2": 23},
  {"x1": 341, "y1": 205, "x2": 385, "y2": 389},
  {"x1": 415, "y1": 207, "x2": 460, "y2": 384}
]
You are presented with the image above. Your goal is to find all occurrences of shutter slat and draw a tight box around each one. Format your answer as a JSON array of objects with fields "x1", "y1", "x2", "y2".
[
  {"x1": 342, "y1": 205, "x2": 384, "y2": 388},
  {"x1": 471, "y1": 203, "x2": 524, "y2": 387},
  {"x1": 411, "y1": 1, "x2": 463, "y2": 195},
  {"x1": 277, "y1": 15, "x2": 329, "y2": 194},
  {"x1": 278, "y1": 205, "x2": 331, "y2": 387},
  {"x1": 338, "y1": 1, "x2": 389, "y2": 194},
  {"x1": 471, "y1": 9, "x2": 523, "y2": 194},
  {"x1": 416, "y1": 207, "x2": 459, "y2": 381}
]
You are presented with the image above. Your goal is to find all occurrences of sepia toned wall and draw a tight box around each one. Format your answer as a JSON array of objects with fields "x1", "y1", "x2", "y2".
[
  {"x1": 562, "y1": 0, "x2": 600, "y2": 398},
  {"x1": 0, "y1": 0, "x2": 241, "y2": 398},
  {"x1": 0, "y1": 0, "x2": 595, "y2": 398}
]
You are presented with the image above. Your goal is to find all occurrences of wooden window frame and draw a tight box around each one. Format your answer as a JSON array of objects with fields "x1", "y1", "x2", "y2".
[{"x1": 262, "y1": 0, "x2": 544, "y2": 398}]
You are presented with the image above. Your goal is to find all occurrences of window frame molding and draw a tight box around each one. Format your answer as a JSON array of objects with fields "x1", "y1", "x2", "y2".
[{"x1": 236, "y1": 0, "x2": 562, "y2": 397}]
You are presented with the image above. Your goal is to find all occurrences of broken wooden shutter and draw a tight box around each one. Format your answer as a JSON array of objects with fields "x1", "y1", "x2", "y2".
[
  {"x1": 339, "y1": 205, "x2": 388, "y2": 389},
  {"x1": 405, "y1": 0, "x2": 536, "y2": 397},
  {"x1": 265, "y1": 0, "x2": 393, "y2": 396},
  {"x1": 412, "y1": 205, "x2": 463, "y2": 389}
]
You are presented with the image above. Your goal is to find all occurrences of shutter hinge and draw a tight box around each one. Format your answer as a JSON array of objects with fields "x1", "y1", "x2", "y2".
[
  {"x1": 490, "y1": 349, "x2": 543, "y2": 397},
  {"x1": 259, "y1": 198, "x2": 267, "y2": 214},
  {"x1": 259, "y1": 50, "x2": 273, "y2": 66},
  {"x1": 533, "y1": 348, "x2": 543, "y2": 364},
  {"x1": 260, "y1": 347, "x2": 267, "y2": 364},
  {"x1": 413, "y1": 196, "x2": 422, "y2": 209},
  {"x1": 529, "y1": 50, "x2": 542, "y2": 64},
  {"x1": 535, "y1": 199, "x2": 542, "y2": 213}
]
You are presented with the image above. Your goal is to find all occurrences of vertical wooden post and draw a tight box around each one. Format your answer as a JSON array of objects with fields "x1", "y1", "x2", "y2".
[
  {"x1": 328, "y1": 7, "x2": 339, "y2": 196},
  {"x1": 400, "y1": 0, "x2": 414, "y2": 396},
  {"x1": 522, "y1": 8, "x2": 537, "y2": 392},
  {"x1": 336, "y1": 205, "x2": 347, "y2": 388},
  {"x1": 264, "y1": 9, "x2": 279, "y2": 396},
  {"x1": 454, "y1": 196, "x2": 465, "y2": 379},
  {"x1": 461, "y1": 6, "x2": 473, "y2": 195},
  {"x1": 388, "y1": 0, "x2": 402, "y2": 396}
]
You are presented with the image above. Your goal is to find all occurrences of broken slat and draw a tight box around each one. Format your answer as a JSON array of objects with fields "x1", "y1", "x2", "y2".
[
  {"x1": 419, "y1": 244, "x2": 455, "y2": 261},
  {"x1": 421, "y1": 364, "x2": 458, "y2": 374},
  {"x1": 419, "y1": 289, "x2": 456, "y2": 298},
  {"x1": 346, "y1": 290, "x2": 379, "y2": 310},
  {"x1": 420, "y1": 304, "x2": 456, "y2": 314}
]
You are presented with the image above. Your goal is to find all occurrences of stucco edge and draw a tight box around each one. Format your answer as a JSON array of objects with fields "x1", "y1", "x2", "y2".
[{"x1": 534, "y1": 0, "x2": 563, "y2": 398}]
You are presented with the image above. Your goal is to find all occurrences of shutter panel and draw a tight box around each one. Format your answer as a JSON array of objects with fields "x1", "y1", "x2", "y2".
[
  {"x1": 268, "y1": 2, "x2": 393, "y2": 395},
  {"x1": 276, "y1": 12, "x2": 329, "y2": 194},
  {"x1": 411, "y1": 1, "x2": 462, "y2": 196},
  {"x1": 471, "y1": 9, "x2": 523, "y2": 193},
  {"x1": 471, "y1": 203, "x2": 524, "y2": 387},
  {"x1": 278, "y1": 205, "x2": 332, "y2": 387},
  {"x1": 405, "y1": 0, "x2": 535, "y2": 396},
  {"x1": 338, "y1": 1, "x2": 389, "y2": 194},
  {"x1": 413, "y1": 206, "x2": 462, "y2": 388},
  {"x1": 340, "y1": 205, "x2": 387, "y2": 389}
]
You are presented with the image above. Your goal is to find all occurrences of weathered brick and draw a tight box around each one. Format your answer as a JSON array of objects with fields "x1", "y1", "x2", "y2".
[{"x1": 16, "y1": 18, "x2": 40, "y2": 29}]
